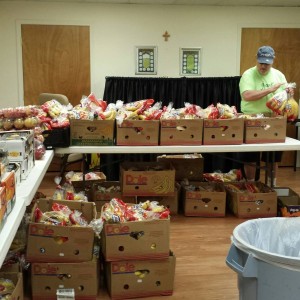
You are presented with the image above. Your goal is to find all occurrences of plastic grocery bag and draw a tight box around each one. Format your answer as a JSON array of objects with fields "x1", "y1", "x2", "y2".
[{"x1": 232, "y1": 217, "x2": 300, "y2": 269}]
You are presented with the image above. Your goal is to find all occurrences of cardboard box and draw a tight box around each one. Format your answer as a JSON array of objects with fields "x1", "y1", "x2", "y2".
[
  {"x1": 203, "y1": 118, "x2": 244, "y2": 145},
  {"x1": 275, "y1": 187, "x2": 300, "y2": 217},
  {"x1": 43, "y1": 126, "x2": 70, "y2": 149},
  {"x1": 225, "y1": 181, "x2": 277, "y2": 218},
  {"x1": 70, "y1": 119, "x2": 115, "y2": 146},
  {"x1": 31, "y1": 257, "x2": 99, "y2": 300},
  {"x1": 0, "y1": 186, "x2": 6, "y2": 232},
  {"x1": 7, "y1": 162, "x2": 21, "y2": 186},
  {"x1": 160, "y1": 119, "x2": 203, "y2": 145},
  {"x1": 90, "y1": 181, "x2": 136, "y2": 212},
  {"x1": 116, "y1": 120, "x2": 159, "y2": 146},
  {"x1": 26, "y1": 199, "x2": 97, "y2": 262},
  {"x1": 183, "y1": 182, "x2": 226, "y2": 217},
  {"x1": 0, "y1": 272, "x2": 23, "y2": 300},
  {"x1": 157, "y1": 154, "x2": 203, "y2": 181},
  {"x1": 70, "y1": 171, "x2": 106, "y2": 194},
  {"x1": 120, "y1": 162, "x2": 175, "y2": 196},
  {"x1": 0, "y1": 130, "x2": 34, "y2": 161},
  {"x1": 1, "y1": 171, "x2": 16, "y2": 216},
  {"x1": 101, "y1": 218, "x2": 170, "y2": 261},
  {"x1": 244, "y1": 116, "x2": 286, "y2": 143},
  {"x1": 106, "y1": 252, "x2": 175, "y2": 300}
]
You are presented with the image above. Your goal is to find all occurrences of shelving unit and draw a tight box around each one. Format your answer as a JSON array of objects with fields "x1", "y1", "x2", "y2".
[{"x1": 0, "y1": 150, "x2": 54, "y2": 267}]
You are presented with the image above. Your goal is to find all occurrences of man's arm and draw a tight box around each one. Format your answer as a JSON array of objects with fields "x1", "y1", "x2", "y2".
[{"x1": 242, "y1": 82, "x2": 285, "y2": 101}]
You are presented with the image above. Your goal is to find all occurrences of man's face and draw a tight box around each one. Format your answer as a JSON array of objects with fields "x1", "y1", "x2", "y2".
[{"x1": 256, "y1": 62, "x2": 272, "y2": 75}]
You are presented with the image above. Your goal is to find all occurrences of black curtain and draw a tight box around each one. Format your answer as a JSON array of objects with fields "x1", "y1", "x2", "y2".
[{"x1": 101, "y1": 76, "x2": 242, "y2": 180}]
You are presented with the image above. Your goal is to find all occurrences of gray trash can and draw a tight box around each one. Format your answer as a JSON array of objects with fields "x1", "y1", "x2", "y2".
[{"x1": 226, "y1": 217, "x2": 300, "y2": 300}]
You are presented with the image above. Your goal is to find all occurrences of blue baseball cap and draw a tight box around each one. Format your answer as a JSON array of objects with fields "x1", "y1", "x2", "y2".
[{"x1": 257, "y1": 46, "x2": 275, "y2": 64}]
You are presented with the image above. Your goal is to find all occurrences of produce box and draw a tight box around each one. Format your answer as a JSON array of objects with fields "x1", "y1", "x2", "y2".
[
  {"x1": 159, "y1": 119, "x2": 203, "y2": 145},
  {"x1": 0, "y1": 272, "x2": 23, "y2": 300},
  {"x1": 116, "y1": 120, "x2": 159, "y2": 146},
  {"x1": 275, "y1": 187, "x2": 300, "y2": 217},
  {"x1": 0, "y1": 186, "x2": 6, "y2": 232},
  {"x1": 43, "y1": 126, "x2": 70, "y2": 149},
  {"x1": 1, "y1": 171, "x2": 16, "y2": 217},
  {"x1": 26, "y1": 199, "x2": 97, "y2": 262},
  {"x1": 31, "y1": 257, "x2": 99, "y2": 300},
  {"x1": 89, "y1": 181, "x2": 136, "y2": 212},
  {"x1": 106, "y1": 252, "x2": 175, "y2": 300},
  {"x1": 225, "y1": 181, "x2": 277, "y2": 218},
  {"x1": 70, "y1": 119, "x2": 114, "y2": 146},
  {"x1": 0, "y1": 129, "x2": 34, "y2": 161},
  {"x1": 157, "y1": 154, "x2": 203, "y2": 181},
  {"x1": 183, "y1": 181, "x2": 226, "y2": 217},
  {"x1": 120, "y1": 161, "x2": 175, "y2": 196},
  {"x1": 203, "y1": 118, "x2": 244, "y2": 145},
  {"x1": 101, "y1": 218, "x2": 170, "y2": 261},
  {"x1": 244, "y1": 116, "x2": 286, "y2": 143}
]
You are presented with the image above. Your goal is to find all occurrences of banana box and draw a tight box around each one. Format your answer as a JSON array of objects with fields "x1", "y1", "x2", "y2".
[
  {"x1": 101, "y1": 217, "x2": 170, "y2": 261},
  {"x1": 0, "y1": 272, "x2": 23, "y2": 300},
  {"x1": 70, "y1": 119, "x2": 115, "y2": 146},
  {"x1": 116, "y1": 120, "x2": 159, "y2": 146},
  {"x1": 203, "y1": 118, "x2": 244, "y2": 145},
  {"x1": 105, "y1": 251, "x2": 175, "y2": 299},
  {"x1": 120, "y1": 161, "x2": 175, "y2": 196},
  {"x1": 160, "y1": 118, "x2": 203, "y2": 145},
  {"x1": 244, "y1": 116, "x2": 286, "y2": 143}
]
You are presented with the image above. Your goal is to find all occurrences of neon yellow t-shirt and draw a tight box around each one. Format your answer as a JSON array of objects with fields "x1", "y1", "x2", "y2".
[{"x1": 239, "y1": 66, "x2": 287, "y2": 114}]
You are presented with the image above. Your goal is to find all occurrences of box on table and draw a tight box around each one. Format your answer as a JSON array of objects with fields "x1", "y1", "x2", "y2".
[
  {"x1": 274, "y1": 187, "x2": 300, "y2": 217},
  {"x1": 157, "y1": 153, "x2": 203, "y2": 181},
  {"x1": 7, "y1": 162, "x2": 21, "y2": 186},
  {"x1": 90, "y1": 181, "x2": 136, "y2": 212},
  {"x1": 101, "y1": 218, "x2": 170, "y2": 261},
  {"x1": 203, "y1": 118, "x2": 244, "y2": 145},
  {"x1": 244, "y1": 116, "x2": 286, "y2": 143},
  {"x1": 70, "y1": 119, "x2": 115, "y2": 146},
  {"x1": 31, "y1": 257, "x2": 99, "y2": 300},
  {"x1": 0, "y1": 130, "x2": 34, "y2": 161},
  {"x1": 225, "y1": 181, "x2": 277, "y2": 218},
  {"x1": 1, "y1": 171, "x2": 16, "y2": 217},
  {"x1": 120, "y1": 161, "x2": 175, "y2": 196},
  {"x1": 43, "y1": 126, "x2": 70, "y2": 149},
  {"x1": 0, "y1": 186, "x2": 6, "y2": 232},
  {"x1": 106, "y1": 252, "x2": 175, "y2": 300},
  {"x1": 183, "y1": 181, "x2": 226, "y2": 217},
  {"x1": 26, "y1": 199, "x2": 97, "y2": 263},
  {"x1": 116, "y1": 120, "x2": 159, "y2": 146},
  {"x1": 10, "y1": 149, "x2": 35, "y2": 180},
  {"x1": 136, "y1": 183, "x2": 181, "y2": 215},
  {"x1": 0, "y1": 272, "x2": 23, "y2": 300},
  {"x1": 70, "y1": 171, "x2": 106, "y2": 194},
  {"x1": 160, "y1": 119, "x2": 203, "y2": 145}
]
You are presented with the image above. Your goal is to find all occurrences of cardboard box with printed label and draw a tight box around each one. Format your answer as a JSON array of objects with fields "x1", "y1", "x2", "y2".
[
  {"x1": 70, "y1": 119, "x2": 115, "y2": 146},
  {"x1": 106, "y1": 252, "x2": 175, "y2": 300},
  {"x1": 183, "y1": 182, "x2": 226, "y2": 217},
  {"x1": 90, "y1": 181, "x2": 136, "y2": 212},
  {"x1": 116, "y1": 120, "x2": 159, "y2": 146},
  {"x1": 157, "y1": 154, "x2": 203, "y2": 181},
  {"x1": 31, "y1": 257, "x2": 99, "y2": 300},
  {"x1": 0, "y1": 272, "x2": 24, "y2": 300},
  {"x1": 0, "y1": 186, "x2": 6, "y2": 232},
  {"x1": 244, "y1": 116, "x2": 286, "y2": 143},
  {"x1": 225, "y1": 181, "x2": 277, "y2": 218},
  {"x1": 203, "y1": 118, "x2": 244, "y2": 145},
  {"x1": 1, "y1": 171, "x2": 16, "y2": 217},
  {"x1": 26, "y1": 199, "x2": 97, "y2": 263},
  {"x1": 101, "y1": 218, "x2": 170, "y2": 261},
  {"x1": 274, "y1": 187, "x2": 300, "y2": 217},
  {"x1": 160, "y1": 119, "x2": 203, "y2": 145},
  {"x1": 120, "y1": 161, "x2": 175, "y2": 196}
]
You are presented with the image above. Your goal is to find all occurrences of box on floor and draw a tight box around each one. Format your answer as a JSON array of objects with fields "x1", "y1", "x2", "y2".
[{"x1": 275, "y1": 187, "x2": 300, "y2": 217}]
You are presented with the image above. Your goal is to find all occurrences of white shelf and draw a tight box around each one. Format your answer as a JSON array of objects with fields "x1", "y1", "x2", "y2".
[
  {"x1": 0, "y1": 150, "x2": 54, "y2": 267},
  {"x1": 55, "y1": 137, "x2": 300, "y2": 154}
]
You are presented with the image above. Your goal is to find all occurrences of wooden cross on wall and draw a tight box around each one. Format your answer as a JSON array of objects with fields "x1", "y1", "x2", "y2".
[{"x1": 163, "y1": 31, "x2": 170, "y2": 41}]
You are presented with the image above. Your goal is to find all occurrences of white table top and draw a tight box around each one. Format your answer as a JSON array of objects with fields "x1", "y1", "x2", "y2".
[
  {"x1": 55, "y1": 137, "x2": 300, "y2": 154},
  {"x1": 0, "y1": 150, "x2": 54, "y2": 267}
]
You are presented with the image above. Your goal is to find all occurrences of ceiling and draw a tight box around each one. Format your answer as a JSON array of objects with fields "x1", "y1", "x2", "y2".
[{"x1": 1, "y1": 0, "x2": 300, "y2": 7}]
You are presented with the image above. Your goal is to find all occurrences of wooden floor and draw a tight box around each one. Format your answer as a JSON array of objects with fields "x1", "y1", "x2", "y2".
[{"x1": 32, "y1": 166, "x2": 300, "y2": 300}]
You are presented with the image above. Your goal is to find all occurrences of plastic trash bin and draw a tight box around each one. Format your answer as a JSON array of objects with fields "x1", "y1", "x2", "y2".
[{"x1": 226, "y1": 217, "x2": 300, "y2": 300}]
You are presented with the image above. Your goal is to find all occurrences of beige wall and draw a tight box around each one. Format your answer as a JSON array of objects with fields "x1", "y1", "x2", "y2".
[{"x1": 0, "y1": 1, "x2": 300, "y2": 107}]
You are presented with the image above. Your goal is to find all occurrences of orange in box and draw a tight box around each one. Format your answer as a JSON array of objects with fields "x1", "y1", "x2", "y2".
[
  {"x1": 160, "y1": 119, "x2": 203, "y2": 145},
  {"x1": 203, "y1": 118, "x2": 244, "y2": 145},
  {"x1": 1, "y1": 171, "x2": 16, "y2": 216}
]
